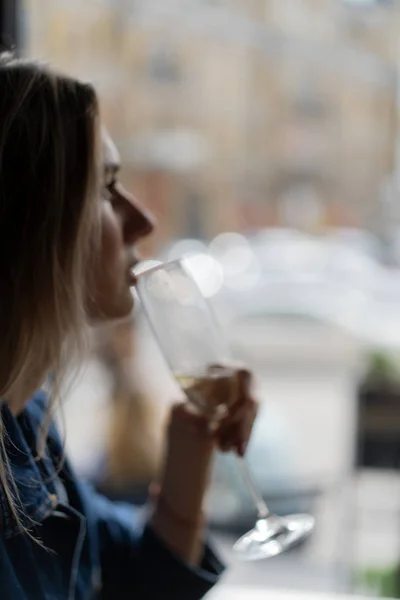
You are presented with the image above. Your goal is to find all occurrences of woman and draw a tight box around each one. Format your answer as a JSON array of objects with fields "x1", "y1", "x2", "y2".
[{"x1": 0, "y1": 53, "x2": 257, "y2": 599}]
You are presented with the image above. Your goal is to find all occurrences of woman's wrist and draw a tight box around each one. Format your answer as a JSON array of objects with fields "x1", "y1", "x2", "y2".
[
  {"x1": 150, "y1": 489, "x2": 205, "y2": 565},
  {"x1": 158, "y1": 404, "x2": 214, "y2": 522},
  {"x1": 149, "y1": 403, "x2": 215, "y2": 564},
  {"x1": 152, "y1": 492, "x2": 206, "y2": 529}
]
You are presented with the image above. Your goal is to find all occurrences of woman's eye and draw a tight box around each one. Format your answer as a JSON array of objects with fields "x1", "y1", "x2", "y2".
[{"x1": 102, "y1": 179, "x2": 117, "y2": 201}]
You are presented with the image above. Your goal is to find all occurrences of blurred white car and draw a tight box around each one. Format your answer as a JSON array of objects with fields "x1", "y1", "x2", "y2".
[
  {"x1": 214, "y1": 233, "x2": 376, "y2": 328},
  {"x1": 158, "y1": 231, "x2": 400, "y2": 347}
]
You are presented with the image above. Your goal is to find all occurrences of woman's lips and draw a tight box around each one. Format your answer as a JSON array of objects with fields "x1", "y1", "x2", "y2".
[
  {"x1": 128, "y1": 259, "x2": 162, "y2": 286},
  {"x1": 127, "y1": 269, "x2": 138, "y2": 286},
  {"x1": 127, "y1": 255, "x2": 141, "y2": 286}
]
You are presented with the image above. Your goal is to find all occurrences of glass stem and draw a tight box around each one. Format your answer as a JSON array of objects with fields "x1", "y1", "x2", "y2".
[{"x1": 235, "y1": 455, "x2": 271, "y2": 520}]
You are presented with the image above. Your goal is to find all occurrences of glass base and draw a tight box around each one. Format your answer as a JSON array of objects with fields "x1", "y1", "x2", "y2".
[{"x1": 233, "y1": 513, "x2": 315, "y2": 561}]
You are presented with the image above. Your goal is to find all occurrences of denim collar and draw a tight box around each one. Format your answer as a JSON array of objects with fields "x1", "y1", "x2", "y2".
[{"x1": 0, "y1": 391, "x2": 60, "y2": 538}]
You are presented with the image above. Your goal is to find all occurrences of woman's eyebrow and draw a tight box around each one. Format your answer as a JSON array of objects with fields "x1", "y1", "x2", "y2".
[{"x1": 104, "y1": 162, "x2": 120, "y2": 175}]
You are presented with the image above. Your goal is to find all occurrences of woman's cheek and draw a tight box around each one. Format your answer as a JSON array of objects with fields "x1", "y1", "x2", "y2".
[
  {"x1": 86, "y1": 205, "x2": 124, "y2": 316},
  {"x1": 100, "y1": 204, "x2": 123, "y2": 269}
]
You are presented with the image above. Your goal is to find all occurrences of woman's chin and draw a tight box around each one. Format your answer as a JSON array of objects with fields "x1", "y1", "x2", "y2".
[
  {"x1": 109, "y1": 293, "x2": 135, "y2": 321},
  {"x1": 88, "y1": 291, "x2": 134, "y2": 323}
]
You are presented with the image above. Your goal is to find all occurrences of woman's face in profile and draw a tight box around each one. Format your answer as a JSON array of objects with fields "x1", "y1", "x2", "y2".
[{"x1": 85, "y1": 130, "x2": 154, "y2": 321}]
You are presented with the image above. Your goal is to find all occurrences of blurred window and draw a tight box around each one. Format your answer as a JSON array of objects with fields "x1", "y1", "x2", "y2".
[
  {"x1": 291, "y1": 78, "x2": 329, "y2": 120},
  {"x1": 343, "y1": 0, "x2": 392, "y2": 5},
  {"x1": 292, "y1": 92, "x2": 329, "y2": 120},
  {"x1": 148, "y1": 42, "x2": 182, "y2": 84}
]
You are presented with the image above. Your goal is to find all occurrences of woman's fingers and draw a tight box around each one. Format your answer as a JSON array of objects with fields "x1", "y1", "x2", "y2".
[
  {"x1": 215, "y1": 368, "x2": 258, "y2": 455},
  {"x1": 237, "y1": 368, "x2": 252, "y2": 399},
  {"x1": 168, "y1": 367, "x2": 258, "y2": 456},
  {"x1": 208, "y1": 363, "x2": 250, "y2": 408},
  {"x1": 216, "y1": 396, "x2": 258, "y2": 455}
]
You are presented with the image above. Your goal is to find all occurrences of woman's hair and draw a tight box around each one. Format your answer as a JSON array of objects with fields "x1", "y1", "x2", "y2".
[{"x1": 0, "y1": 52, "x2": 100, "y2": 532}]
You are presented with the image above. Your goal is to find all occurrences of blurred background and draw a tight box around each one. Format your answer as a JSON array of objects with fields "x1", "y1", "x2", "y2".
[{"x1": 5, "y1": 0, "x2": 400, "y2": 596}]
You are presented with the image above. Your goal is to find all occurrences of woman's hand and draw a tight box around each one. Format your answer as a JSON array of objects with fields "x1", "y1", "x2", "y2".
[
  {"x1": 151, "y1": 368, "x2": 258, "y2": 565},
  {"x1": 214, "y1": 368, "x2": 258, "y2": 457}
]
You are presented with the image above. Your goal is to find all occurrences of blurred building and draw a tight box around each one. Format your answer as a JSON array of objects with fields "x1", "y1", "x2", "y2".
[{"x1": 23, "y1": 0, "x2": 400, "y2": 249}]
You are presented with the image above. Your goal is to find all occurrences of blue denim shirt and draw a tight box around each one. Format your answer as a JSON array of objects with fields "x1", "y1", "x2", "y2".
[{"x1": 0, "y1": 392, "x2": 224, "y2": 599}]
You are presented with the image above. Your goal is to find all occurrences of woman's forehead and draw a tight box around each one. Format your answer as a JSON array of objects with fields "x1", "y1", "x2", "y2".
[{"x1": 102, "y1": 129, "x2": 120, "y2": 169}]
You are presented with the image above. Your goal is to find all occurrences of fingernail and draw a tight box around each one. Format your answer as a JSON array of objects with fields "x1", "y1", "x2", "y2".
[{"x1": 239, "y1": 440, "x2": 249, "y2": 456}]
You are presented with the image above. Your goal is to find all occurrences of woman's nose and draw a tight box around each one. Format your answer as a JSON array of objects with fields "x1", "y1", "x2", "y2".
[
  {"x1": 127, "y1": 202, "x2": 155, "y2": 242},
  {"x1": 115, "y1": 185, "x2": 155, "y2": 243}
]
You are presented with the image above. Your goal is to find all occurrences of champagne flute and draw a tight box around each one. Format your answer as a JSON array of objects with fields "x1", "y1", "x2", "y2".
[{"x1": 134, "y1": 257, "x2": 315, "y2": 560}]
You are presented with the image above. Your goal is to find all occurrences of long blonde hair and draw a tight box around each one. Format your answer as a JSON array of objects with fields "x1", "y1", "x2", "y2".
[{"x1": 0, "y1": 53, "x2": 100, "y2": 531}]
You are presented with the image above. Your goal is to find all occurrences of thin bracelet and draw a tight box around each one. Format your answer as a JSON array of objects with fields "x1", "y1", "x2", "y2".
[{"x1": 152, "y1": 491, "x2": 205, "y2": 530}]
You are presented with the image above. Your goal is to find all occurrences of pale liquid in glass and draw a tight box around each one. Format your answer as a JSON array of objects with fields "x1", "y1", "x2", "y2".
[{"x1": 174, "y1": 367, "x2": 235, "y2": 420}]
